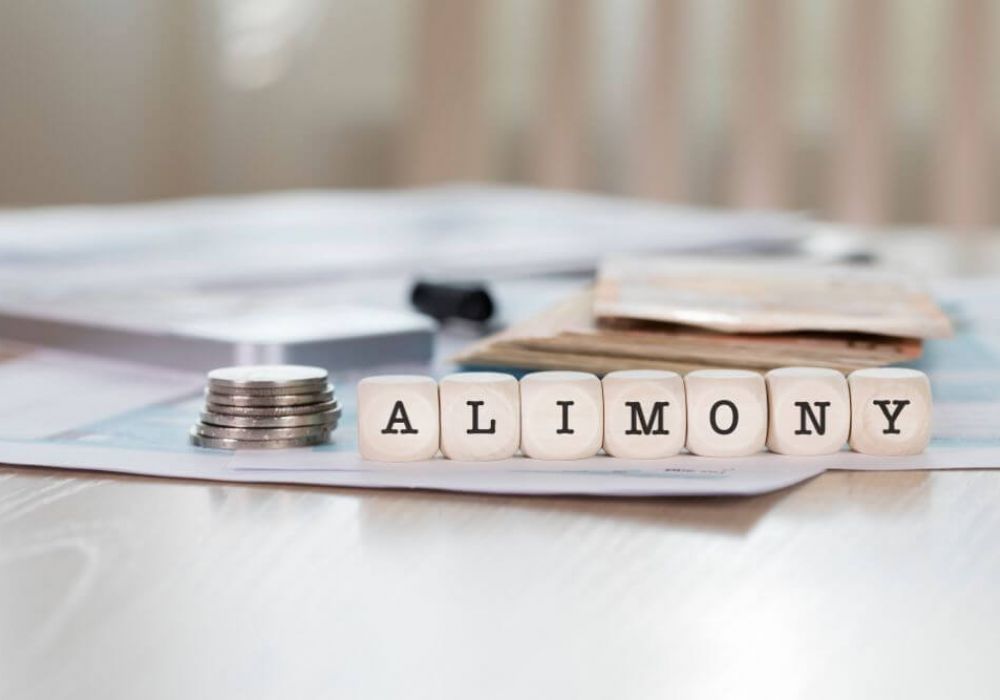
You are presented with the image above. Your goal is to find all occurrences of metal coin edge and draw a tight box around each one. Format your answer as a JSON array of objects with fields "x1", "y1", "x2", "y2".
[
  {"x1": 199, "y1": 408, "x2": 341, "y2": 429},
  {"x1": 206, "y1": 365, "x2": 329, "y2": 389},
  {"x1": 207, "y1": 380, "x2": 330, "y2": 397},
  {"x1": 206, "y1": 388, "x2": 334, "y2": 407},
  {"x1": 190, "y1": 427, "x2": 330, "y2": 450},
  {"x1": 194, "y1": 423, "x2": 333, "y2": 440},
  {"x1": 203, "y1": 399, "x2": 339, "y2": 417}
]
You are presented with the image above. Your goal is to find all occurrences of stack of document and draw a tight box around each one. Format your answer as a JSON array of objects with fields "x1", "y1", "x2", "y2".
[{"x1": 455, "y1": 257, "x2": 953, "y2": 374}]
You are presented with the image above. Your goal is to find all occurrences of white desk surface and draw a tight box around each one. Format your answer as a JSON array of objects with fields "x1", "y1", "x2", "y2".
[
  {"x1": 3, "y1": 236, "x2": 1000, "y2": 699},
  {"x1": 3, "y1": 467, "x2": 999, "y2": 699}
]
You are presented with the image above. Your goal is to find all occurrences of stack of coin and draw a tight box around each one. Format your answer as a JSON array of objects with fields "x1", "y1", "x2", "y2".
[{"x1": 191, "y1": 365, "x2": 340, "y2": 449}]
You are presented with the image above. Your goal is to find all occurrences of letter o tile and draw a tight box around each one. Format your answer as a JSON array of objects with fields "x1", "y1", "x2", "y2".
[
  {"x1": 520, "y1": 371, "x2": 603, "y2": 460},
  {"x1": 684, "y1": 369, "x2": 767, "y2": 457},
  {"x1": 357, "y1": 375, "x2": 439, "y2": 462}
]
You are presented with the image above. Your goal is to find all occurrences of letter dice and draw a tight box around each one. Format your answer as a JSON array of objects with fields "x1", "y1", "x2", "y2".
[
  {"x1": 602, "y1": 370, "x2": 686, "y2": 458},
  {"x1": 520, "y1": 371, "x2": 603, "y2": 459},
  {"x1": 357, "y1": 375, "x2": 439, "y2": 461},
  {"x1": 848, "y1": 368, "x2": 931, "y2": 455},
  {"x1": 439, "y1": 372, "x2": 520, "y2": 461},
  {"x1": 765, "y1": 367, "x2": 850, "y2": 455},
  {"x1": 684, "y1": 370, "x2": 767, "y2": 457}
]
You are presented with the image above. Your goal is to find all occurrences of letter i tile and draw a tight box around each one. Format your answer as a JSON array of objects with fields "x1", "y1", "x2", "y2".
[{"x1": 520, "y1": 371, "x2": 603, "y2": 460}]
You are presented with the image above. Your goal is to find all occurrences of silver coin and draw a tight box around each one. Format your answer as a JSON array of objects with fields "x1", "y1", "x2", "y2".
[
  {"x1": 194, "y1": 422, "x2": 332, "y2": 441},
  {"x1": 207, "y1": 380, "x2": 329, "y2": 397},
  {"x1": 199, "y1": 408, "x2": 341, "y2": 429},
  {"x1": 203, "y1": 399, "x2": 339, "y2": 417},
  {"x1": 207, "y1": 365, "x2": 328, "y2": 391},
  {"x1": 190, "y1": 428, "x2": 330, "y2": 450},
  {"x1": 205, "y1": 387, "x2": 333, "y2": 407}
]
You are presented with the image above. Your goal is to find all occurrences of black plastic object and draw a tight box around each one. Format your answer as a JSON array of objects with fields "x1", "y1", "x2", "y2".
[{"x1": 410, "y1": 280, "x2": 495, "y2": 323}]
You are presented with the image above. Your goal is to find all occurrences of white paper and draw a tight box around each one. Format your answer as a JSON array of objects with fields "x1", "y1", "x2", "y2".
[
  {"x1": 0, "y1": 346, "x2": 203, "y2": 439},
  {"x1": 0, "y1": 347, "x2": 828, "y2": 497},
  {"x1": 0, "y1": 188, "x2": 804, "y2": 296},
  {"x1": 0, "y1": 440, "x2": 824, "y2": 497}
]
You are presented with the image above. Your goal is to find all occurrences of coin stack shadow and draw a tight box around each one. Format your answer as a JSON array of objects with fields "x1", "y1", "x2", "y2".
[{"x1": 191, "y1": 369, "x2": 340, "y2": 449}]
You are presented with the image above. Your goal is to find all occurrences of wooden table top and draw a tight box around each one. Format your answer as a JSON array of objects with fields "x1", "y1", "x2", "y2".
[{"x1": 2, "y1": 464, "x2": 999, "y2": 699}]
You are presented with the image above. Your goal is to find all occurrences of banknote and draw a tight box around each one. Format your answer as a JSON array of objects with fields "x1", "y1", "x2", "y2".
[
  {"x1": 594, "y1": 256, "x2": 954, "y2": 338},
  {"x1": 455, "y1": 290, "x2": 923, "y2": 375}
]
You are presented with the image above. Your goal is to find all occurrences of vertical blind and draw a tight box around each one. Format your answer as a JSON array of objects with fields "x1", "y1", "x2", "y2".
[{"x1": 0, "y1": 0, "x2": 996, "y2": 230}]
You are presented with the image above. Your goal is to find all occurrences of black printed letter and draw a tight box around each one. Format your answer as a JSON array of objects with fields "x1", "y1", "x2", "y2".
[
  {"x1": 873, "y1": 399, "x2": 910, "y2": 435},
  {"x1": 466, "y1": 400, "x2": 496, "y2": 434},
  {"x1": 709, "y1": 400, "x2": 738, "y2": 435},
  {"x1": 624, "y1": 401, "x2": 670, "y2": 435},
  {"x1": 794, "y1": 401, "x2": 830, "y2": 435},
  {"x1": 381, "y1": 400, "x2": 418, "y2": 434},
  {"x1": 556, "y1": 400, "x2": 575, "y2": 434}
]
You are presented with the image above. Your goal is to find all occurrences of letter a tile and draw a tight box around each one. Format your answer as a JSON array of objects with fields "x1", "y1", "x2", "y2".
[{"x1": 358, "y1": 375, "x2": 439, "y2": 461}]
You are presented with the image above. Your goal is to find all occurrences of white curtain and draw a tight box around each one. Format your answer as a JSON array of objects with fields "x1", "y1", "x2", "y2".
[{"x1": 0, "y1": 0, "x2": 996, "y2": 228}]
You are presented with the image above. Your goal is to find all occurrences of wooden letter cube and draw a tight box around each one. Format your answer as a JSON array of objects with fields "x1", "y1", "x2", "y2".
[
  {"x1": 765, "y1": 367, "x2": 850, "y2": 455},
  {"x1": 684, "y1": 370, "x2": 767, "y2": 457},
  {"x1": 439, "y1": 372, "x2": 520, "y2": 461},
  {"x1": 848, "y1": 368, "x2": 931, "y2": 455},
  {"x1": 520, "y1": 371, "x2": 603, "y2": 459},
  {"x1": 357, "y1": 375, "x2": 439, "y2": 461},
  {"x1": 602, "y1": 370, "x2": 686, "y2": 459}
]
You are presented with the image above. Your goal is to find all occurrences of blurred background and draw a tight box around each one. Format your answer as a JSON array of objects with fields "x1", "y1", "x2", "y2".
[{"x1": 0, "y1": 0, "x2": 997, "y2": 230}]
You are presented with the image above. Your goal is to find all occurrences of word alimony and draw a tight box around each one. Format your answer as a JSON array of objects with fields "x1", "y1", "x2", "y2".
[{"x1": 357, "y1": 368, "x2": 931, "y2": 462}]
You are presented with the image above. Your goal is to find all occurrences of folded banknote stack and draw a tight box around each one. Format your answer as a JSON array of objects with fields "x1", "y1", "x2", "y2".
[{"x1": 455, "y1": 257, "x2": 954, "y2": 374}]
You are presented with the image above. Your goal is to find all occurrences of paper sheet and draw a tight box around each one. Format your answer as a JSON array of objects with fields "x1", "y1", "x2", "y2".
[
  {"x1": 0, "y1": 187, "x2": 804, "y2": 312},
  {"x1": 0, "y1": 278, "x2": 997, "y2": 497},
  {"x1": 0, "y1": 366, "x2": 824, "y2": 497},
  {"x1": 0, "y1": 346, "x2": 204, "y2": 439}
]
